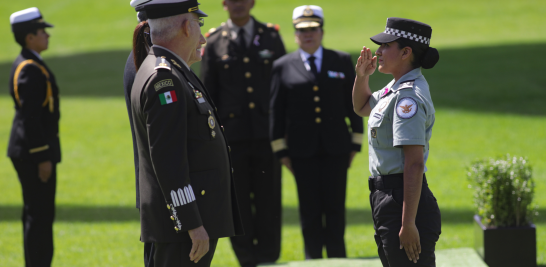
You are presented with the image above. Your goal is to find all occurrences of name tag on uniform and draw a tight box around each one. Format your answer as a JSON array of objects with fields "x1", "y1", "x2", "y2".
[{"x1": 327, "y1": 70, "x2": 345, "y2": 79}]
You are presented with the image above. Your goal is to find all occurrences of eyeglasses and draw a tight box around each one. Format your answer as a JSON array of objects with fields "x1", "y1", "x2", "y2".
[{"x1": 192, "y1": 18, "x2": 204, "y2": 27}]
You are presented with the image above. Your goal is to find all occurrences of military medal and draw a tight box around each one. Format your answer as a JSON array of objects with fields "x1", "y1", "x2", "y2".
[
  {"x1": 194, "y1": 89, "x2": 205, "y2": 103},
  {"x1": 371, "y1": 128, "x2": 377, "y2": 138},
  {"x1": 208, "y1": 116, "x2": 216, "y2": 129}
]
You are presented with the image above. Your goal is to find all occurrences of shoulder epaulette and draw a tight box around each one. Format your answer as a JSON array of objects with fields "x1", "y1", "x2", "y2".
[
  {"x1": 397, "y1": 80, "x2": 415, "y2": 90},
  {"x1": 266, "y1": 23, "x2": 280, "y2": 31},
  {"x1": 155, "y1": 56, "x2": 171, "y2": 71},
  {"x1": 205, "y1": 24, "x2": 225, "y2": 38}
]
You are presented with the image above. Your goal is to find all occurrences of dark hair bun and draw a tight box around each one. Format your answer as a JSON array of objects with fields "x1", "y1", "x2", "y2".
[{"x1": 421, "y1": 47, "x2": 439, "y2": 69}]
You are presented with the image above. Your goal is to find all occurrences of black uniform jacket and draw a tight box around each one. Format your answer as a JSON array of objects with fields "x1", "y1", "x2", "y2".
[
  {"x1": 8, "y1": 48, "x2": 61, "y2": 164},
  {"x1": 131, "y1": 46, "x2": 243, "y2": 242},
  {"x1": 200, "y1": 17, "x2": 286, "y2": 142},
  {"x1": 123, "y1": 51, "x2": 141, "y2": 208},
  {"x1": 269, "y1": 48, "x2": 363, "y2": 159}
]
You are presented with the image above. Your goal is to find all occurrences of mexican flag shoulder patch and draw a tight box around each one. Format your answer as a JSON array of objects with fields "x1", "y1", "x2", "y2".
[{"x1": 159, "y1": 90, "x2": 177, "y2": 105}]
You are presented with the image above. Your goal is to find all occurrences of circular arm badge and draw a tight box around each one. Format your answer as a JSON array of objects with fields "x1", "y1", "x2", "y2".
[{"x1": 396, "y1": 97, "x2": 418, "y2": 119}]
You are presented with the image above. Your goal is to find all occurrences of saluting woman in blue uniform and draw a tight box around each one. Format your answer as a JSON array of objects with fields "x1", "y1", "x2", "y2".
[{"x1": 352, "y1": 18, "x2": 442, "y2": 266}]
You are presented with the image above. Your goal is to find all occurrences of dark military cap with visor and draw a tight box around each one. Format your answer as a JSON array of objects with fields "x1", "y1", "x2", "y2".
[
  {"x1": 371, "y1": 17, "x2": 432, "y2": 45},
  {"x1": 131, "y1": 0, "x2": 208, "y2": 19}
]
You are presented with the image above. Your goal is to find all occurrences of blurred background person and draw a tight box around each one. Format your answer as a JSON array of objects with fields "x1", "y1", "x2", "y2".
[
  {"x1": 269, "y1": 5, "x2": 363, "y2": 260},
  {"x1": 352, "y1": 17, "x2": 442, "y2": 266},
  {"x1": 8, "y1": 7, "x2": 60, "y2": 267},
  {"x1": 200, "y1": 0, "x2": 286, "y2": 266},
  {"x1": 124, "y1": 1, "x2": 154, "y2": 266}
]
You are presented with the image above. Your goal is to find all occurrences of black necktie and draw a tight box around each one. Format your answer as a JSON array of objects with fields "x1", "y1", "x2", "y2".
[
  {"x1": 238, "y1": 28, "x2": 246, "y2": 51},
  {"x1": 308, "y1": 56, "x2": 318, "y2": 77}
]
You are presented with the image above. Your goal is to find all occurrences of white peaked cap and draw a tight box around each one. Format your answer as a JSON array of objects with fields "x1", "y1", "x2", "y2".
[
  {"x1": 10, "y1": 7, "x2": 41, "y2": 24},
  {"x1": 130, "y1": 0, "x2": 151, "y2": 8},
  {"x1": 292, "y1": 5, "x2": 323, "y2": 20}
]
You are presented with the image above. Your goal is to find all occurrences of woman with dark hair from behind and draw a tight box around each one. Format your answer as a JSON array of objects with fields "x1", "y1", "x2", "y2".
[
  {"x1": 352, "y1": 17, "x2": 441, "y2": 266},
  {"x1": 122, "y1": 9, "x2": 155, "y2": 267}
]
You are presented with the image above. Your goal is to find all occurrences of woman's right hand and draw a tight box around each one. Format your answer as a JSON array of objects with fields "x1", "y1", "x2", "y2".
[{"x1": 355, "y1": 46, "x2": 377, "y2": 78}]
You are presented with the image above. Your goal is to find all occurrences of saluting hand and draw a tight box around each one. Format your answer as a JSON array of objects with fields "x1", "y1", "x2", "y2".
[
  {"x1": 355, "y1": 46, "x2": 377, "y2": 78},
  {"x1": 188, "y1": 226, "x2": 210, "y2": 263},
  {"x1": 399, "y1": 222, "x2": 421, "y2": 264}
]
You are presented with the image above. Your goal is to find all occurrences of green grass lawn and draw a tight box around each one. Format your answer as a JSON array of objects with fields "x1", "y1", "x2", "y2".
[{"x1": 1, "y1": 0, "x2": 546, "y2": 266}]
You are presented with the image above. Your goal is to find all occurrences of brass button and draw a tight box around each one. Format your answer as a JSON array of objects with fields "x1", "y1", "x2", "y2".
[
  {"x1": 208, "y1": 110, "x2": 211, "y2": 114},
  {"x1": 229, "y1": 113, "x2": 235, "y2": 118},
  {"x1": 249, "y1": 102, "x2": 255, "y2": 109},
  {"x1": 315, "y1": 107, "x2": 321, "y2": 113},
  {"x1": 167, "y1": 205, "x2": 171, "y2": 209},
  {"x1": 314, "y1": 96, "x2": 320, "y2": 102},
  {"x1": 315, "y1": 117, "x2": 322, "y2": 124},
  {"x1": 247, "y1": 87, "x2": 254, "y2": 93},
  {"x1": 222, "y1": 54, "x2": 229, "y2": 60},
  {"x1": 224, "y1": 64, "x2": 229, "y2": 69},
  {"x1": 170, "y1": 216, "x2": 174, "y2": 221},
  {"x1": 222, "y1": 126, "x2": 225, "y2": 132},
  {"x1": 245, "y1": 72, "x2": 251, "y2": 78},
  {"x1": 313, "y1": 86, "x2": 319, "y2": 92},
  {"x1": 228, "y1": 146, "x2": 231, "y2": 152},
  {"x1": 222, "y1": 31, "x2": 228, "y2": 37},
  {"x1": 174, "y1": 227, "x2": 179, "y2": 231},
  {"x1": 243, "y1": 57, "x2": 250, "y2": 63},
  {"x1": 201, "y1": 190, "x2": 205, "y2": 195},
  {"x1": 264, "y1": 59, "x2": 269, "y2": 64}
]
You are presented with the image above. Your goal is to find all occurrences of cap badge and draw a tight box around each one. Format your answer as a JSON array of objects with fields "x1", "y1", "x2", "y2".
[
  {"x1": 303, "y1": 6, "x2": 314, "y2": 16},
  {"x1": 188, "y1": 6, "x2": 199, "y2": 12}
]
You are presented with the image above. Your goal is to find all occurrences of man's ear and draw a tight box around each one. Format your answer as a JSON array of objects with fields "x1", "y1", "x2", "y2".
[
  {"x1": 25, "y1": 33, "x2": 35, "y2": 46},
  {"x1": 181, "y1": 19, "x2": 191, "y2": 37}
]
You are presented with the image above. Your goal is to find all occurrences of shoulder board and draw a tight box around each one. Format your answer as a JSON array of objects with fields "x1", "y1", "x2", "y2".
[
  {"x1": 205, "y1": 25, "x2": 223, "y2": 38},
  {"x1": 266, "y1": 23, "x2": 280, "y2": 31},
  {"x1": 155, "y1": 57, "x2": 171, "y2": 71},
  {"x1": 397, "y1": 80, "x2": 415, "y2": 90}
]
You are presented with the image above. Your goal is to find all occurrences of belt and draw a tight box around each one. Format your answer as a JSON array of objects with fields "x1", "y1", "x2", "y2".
[{"x1": 368, "y1": 173, "x2": 427, "y2": 192}]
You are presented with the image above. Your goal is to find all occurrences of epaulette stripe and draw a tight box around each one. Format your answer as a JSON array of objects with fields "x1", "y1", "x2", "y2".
[{"x1": 13, "y1": 59, "x2": 53, "y2": 112}]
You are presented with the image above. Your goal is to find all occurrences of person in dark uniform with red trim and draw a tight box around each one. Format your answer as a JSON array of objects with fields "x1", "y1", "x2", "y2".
[
  {"x1": 269, "y1": 5, "x2": 363, "y2": 259},
  {"x1": 7, "y1": 7, "x2": 60, "y2": 267},
  {"x1": 130, "y1": 1, "x2": 243, "y2": 266},
  {"x1": 200, "y1": 1, "x2": 286, "y2": 266}
]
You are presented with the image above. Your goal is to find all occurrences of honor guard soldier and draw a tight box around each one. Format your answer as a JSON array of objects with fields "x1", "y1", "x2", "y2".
[
  {"x1": 130, "y1": 0, "x2": 243, "y2": 266},
  {"x1": 8, "y1": 7, "x2": 60, "y2": 267},
  {"x1": 269, "y1": 5, "x2": 363, "y2": 259},
  {"x1": 352, "y1": 18, "x2": 442, "y2": 266},
  {"x1": 200, "y1": 1, "x2": 286, "y2": 266}
]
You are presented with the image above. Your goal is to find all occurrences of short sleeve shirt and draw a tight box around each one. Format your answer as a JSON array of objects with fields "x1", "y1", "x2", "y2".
[{"x1": 368, "y1": 68, "x2": 436, "y2": 176}]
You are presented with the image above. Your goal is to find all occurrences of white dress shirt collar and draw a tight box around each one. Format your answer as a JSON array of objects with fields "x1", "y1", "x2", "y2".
[
  {"x1": 227, "y1": 18, "x2": 254, "y2": 47},
  {"x1": 29, "y1": 49, "x2": 42, "y2": 61},
  {"x1": 299, "y1": 46, "x2": 323, "y2": 73}
]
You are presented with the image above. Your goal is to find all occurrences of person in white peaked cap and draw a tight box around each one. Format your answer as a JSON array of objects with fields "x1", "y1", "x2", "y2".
[{"x1": 8, "y1": 7, "x2": 60, "y2": 267}]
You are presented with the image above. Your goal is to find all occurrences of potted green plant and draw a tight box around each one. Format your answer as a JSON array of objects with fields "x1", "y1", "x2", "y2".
[{"x1": 467, "y1": 154, "x2": 539, "y2": 267}]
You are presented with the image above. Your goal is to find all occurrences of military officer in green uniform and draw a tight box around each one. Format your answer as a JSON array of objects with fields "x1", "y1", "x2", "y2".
[
  {"x1": 8, "y1": 7, "x2": 59, "y2": 267},
  {"x1": 130, "y1": 1, "x2": 243, "y2": 266},
  {"x1": 352, "y1": 17, "x2": 442, "y2": 266},
  {"x1": 200, "y1": 1, "x2": 286, "y2": 266}
]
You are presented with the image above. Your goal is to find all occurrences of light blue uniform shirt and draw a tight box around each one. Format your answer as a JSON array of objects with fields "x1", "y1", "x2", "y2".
[{"x1": 367, "y1": 68, "x2": 435, "y2": 177}]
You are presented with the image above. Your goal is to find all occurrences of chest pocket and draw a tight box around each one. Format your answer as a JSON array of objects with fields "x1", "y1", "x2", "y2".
[{"x1": 368, "y1": 109, "x2": 393, "y2": 148}]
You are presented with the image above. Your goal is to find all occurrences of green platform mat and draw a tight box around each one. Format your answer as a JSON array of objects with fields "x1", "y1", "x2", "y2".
[{"x1": 260, "y1": 248, "x2": 487, "y2": 267}]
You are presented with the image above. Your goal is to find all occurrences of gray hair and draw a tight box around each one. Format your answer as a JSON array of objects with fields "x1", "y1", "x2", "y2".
[{"x1": 148, "y1": 13, "x2": 189, "y2": 44}]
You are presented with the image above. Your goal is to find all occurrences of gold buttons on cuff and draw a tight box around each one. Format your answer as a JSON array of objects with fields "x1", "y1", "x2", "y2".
[
  {"x1": 314, "y1": 96, "x2": 320, "y2": 102},
  {"x1": 167, "y1": 205, "x2": 171, "y2": 209},
  {"x1": 315, "y1": 107, "x2": 321, "y2": 113},
  {"x1": 245, "y1": 72, "x2": 252, "y2": 78},
  {"x1": 247, "y1": 87, "x2": 254, "y2": 93},
  {"x1": 243, "y1": 57, "x2": 249, "y2": 63},
  {"x1": 170, "y1": 216, "x2": 174, "y2": 221},
  {"x1": 228, "y1": 146, "x2": 231, "y2": 152},
  {"x1": 316, "y1": 117, "x2": 322, "y2": 124},
  {"x1": 249, "y1": 102, "x2": 256, "y2": 109},
  {"x1": 174, "y1": 227, "x2": 179, "y2": 231},
  {"x1": 224, "y1": 64, "x2": 229, "y2": 69},
  {"x1": 229, "y1": 113, "x2": 235, "y2": 118},
  {"x1": 264, "y1": 60, "x2": 269, "y2": 64},
  {"x1": 313, "y1": 85, "x2": 319, "y2": 92},
  {"x1": 201, "y1": 190, "x2": 205, "y2": 196},
  {"x1": 208, "y1": 110, "x2": 211, "y2": 114}
]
